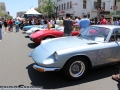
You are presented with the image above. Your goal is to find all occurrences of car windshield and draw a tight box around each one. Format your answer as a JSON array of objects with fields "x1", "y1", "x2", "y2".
[
  {"x1": 39, "y1": 25, "x2": 47, "y2": 29},
  {"x1": 55, "y1": 26, "x2": 64, "y2": 31},
  {"x1": 79, "y1": 26, "x2": 110, "y2": 42}
]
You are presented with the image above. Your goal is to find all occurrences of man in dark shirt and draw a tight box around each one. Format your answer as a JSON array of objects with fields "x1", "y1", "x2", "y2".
[
  {"x1": 63, "y1": 13, "x2": 73, "y2": 36},
  {"x1": 0, "y1": 19, "x2": 2, "y2": 41}
]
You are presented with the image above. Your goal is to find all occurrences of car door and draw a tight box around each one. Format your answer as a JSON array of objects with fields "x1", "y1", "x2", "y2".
[
  {"x1": 105, "y1": 28, "x2": 120, "y2": 63},
  {"x1": 53, "y1": 27, "x2": 64, "y2": 37}
]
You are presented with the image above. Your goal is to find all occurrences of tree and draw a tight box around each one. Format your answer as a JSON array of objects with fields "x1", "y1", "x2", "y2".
[
  {"x1": 36, "y1": 6, "x2": 42, "y2": 13},
  {"x1": 7, "y1": 15, "x2": 13, "y2": 19},
  {"x1": 41, "y1": 0, "x2": 54, "y2": 16}
]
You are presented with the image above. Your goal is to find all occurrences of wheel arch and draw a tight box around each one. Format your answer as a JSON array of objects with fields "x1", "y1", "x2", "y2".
[
  {"x1": 43, "y1": 35, "x2": 56, "y2": 40},
  {"x1": 63, "y1": 55, "x2": 92, "y2": 70}
]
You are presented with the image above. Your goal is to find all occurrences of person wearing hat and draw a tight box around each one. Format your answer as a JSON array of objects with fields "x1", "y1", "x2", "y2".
[{"x1": 79, "y1": 14, "x2": 90, "y2": 33}]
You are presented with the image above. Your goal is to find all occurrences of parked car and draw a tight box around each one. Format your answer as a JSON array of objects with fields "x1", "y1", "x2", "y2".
[
  {"x1": 23, "y1": 25, "x2": 45, "y2": 31},
  {"x1": 26, "y1": 27, "x2": 46, "y2": 35},
  {"x1": 29, "y1": 25, "x2": 80, "y2": 44},
  {"x1": 29, "y1": 25, "x2": 120, "y2": 80},
  {"x1": 26, "y1": 25, "x2": 59, "y2": 35}
]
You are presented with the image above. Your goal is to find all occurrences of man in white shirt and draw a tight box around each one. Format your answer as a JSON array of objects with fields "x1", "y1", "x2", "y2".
[{"x1": 75, "y1": 17, "x2": 80, "y2": 25}]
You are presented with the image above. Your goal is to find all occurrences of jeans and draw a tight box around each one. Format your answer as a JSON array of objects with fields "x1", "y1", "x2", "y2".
[
  {"x1": 0, "y1": 28, "x2": 2, "y2": 39},
  {"x1": 16, "y1": 25, "x2": 19, "y2": 32}
]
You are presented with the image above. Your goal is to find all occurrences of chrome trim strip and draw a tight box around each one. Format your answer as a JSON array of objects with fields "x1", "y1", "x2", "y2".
[{"x1": 33, "y1": 64, "x2": 60, "y2": 72}]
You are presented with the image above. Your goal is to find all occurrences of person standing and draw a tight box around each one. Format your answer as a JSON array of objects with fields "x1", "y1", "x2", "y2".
[
  {"x1": 107, "y1": 18, "x2": 113, "y2": 25},
  {"x1": 75, "y1": 17, "x2": 80, "y2": 25},
  {"x1": 63, "y1": 13, "x2": 73, "y2": 36},
  {"x1": 99, "y1": 15, "x2": 107, "y2": 25},
  {"x1": 0, "y1": 19, "x2": 2, "y2": 41},
  {"x1": 59, "y1": 17, "x2": 63, "y2": 26},
  {"x1": 3, "y1": 19, "x2": 8, "y2": 33},
  {"x1": 56, "y1": 18, "x2": 60, "y2": 25},
  {"x1": 15, "y1": 19, "x2": 20, "y2": 32},
  {"x1": 8, "y1": 19, "x2": 13, "y2": 32},
  {"x1": 47, "y1": 19, "x2": 51, "y2": 30},
  {"x1": 79, "y1": 14, "x2": 90, "y2": 33}
]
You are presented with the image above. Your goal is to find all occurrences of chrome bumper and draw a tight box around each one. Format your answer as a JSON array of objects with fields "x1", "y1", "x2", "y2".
[{"x1": 33, "y1": 64, "x2": 60, "y2": 72}]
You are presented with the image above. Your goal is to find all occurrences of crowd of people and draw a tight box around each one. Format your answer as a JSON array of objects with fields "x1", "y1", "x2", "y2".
[{"x1": 0, "y1": 13, "x2": 119, "y2": 42}]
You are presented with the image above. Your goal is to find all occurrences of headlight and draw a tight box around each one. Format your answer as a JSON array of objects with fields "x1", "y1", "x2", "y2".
[
  {"x1": 43, "y1": 59, "x2": 54, "y2": 64},
  {"x1": 54, "y1": 52, "x2": 58, "y2": 60}
]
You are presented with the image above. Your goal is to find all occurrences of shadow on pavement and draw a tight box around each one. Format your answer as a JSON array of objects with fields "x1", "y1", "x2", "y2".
[
  {"x1": 26, "y1": 63, "x2": 120, "y2": 89},
  {"x1": 25, "y1": 36, "x2": 29, "y2": 38},
  {"x1": 117, "y1": 83, "x2": 120, "y2": 90},
  {"x1": 28, "y1": 43, "x2": 38, "y2": 49},
  {"x1": 22, "y1": 32, "x2": 26, "y2": 34}
]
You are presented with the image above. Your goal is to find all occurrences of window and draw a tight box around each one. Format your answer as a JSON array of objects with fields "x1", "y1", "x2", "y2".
[
  {"x1": 64, "y1": 3, "x2": 66, "y2": 9},
  {"x1": 102, "y1": 2, "x2": 105, "y2": 9},
  {"x1": 83, "y1": 0, "x2": 86, "y2": 9},
  {"x1": 70, "y1": 1, "x2": 72, "y2": 8},
  {"x1": 115, "y1": 29, "x2": 120, "y2": 42},
  {"x1": 79, "y1": 26, "x2": 110, "y2": 41},
  {"x1": 1, "y1": 6, "x2": 5, "y2": 11},
  {"x1": 94, "y1": 1, "x2": 97, "y2": 9},
  {"x1": 117, "y1": 0, "x2": 120, "y2": 2},
  {"x1": 67, "y1": 2, "x2": 69, "y2": 9},
  {"x1": 62, "y1": 4, "x2": 63, "y2": 10},
  {"x1": 109, "y1": 29, "x2": 120, "y2": 42},
  {"x1": 59, "y1": 5, "x2": 60, "y2": 10}
]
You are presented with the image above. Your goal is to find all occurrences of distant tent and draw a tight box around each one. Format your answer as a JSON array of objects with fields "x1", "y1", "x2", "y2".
[{"x1": 25, "y1": 8, "x2": 41, "y2": 15}]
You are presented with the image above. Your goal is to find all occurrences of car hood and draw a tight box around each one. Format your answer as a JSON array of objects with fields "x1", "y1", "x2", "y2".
[
  {"x1": 30, "y1": 27, "x2": 40, "y2": 31},
  {"x1": 41, "y1": 36, "x2": 98, "y2": 52}
]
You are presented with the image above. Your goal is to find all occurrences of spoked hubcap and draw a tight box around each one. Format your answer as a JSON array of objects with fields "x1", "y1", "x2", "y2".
[{"x1": 69, "y1": 61, "x2": 85, "y2": 78}]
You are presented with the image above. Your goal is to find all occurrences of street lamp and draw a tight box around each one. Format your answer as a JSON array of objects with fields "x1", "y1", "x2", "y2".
[{"x1": 54, "y1": 3, "x2": 58, "y2": 18}]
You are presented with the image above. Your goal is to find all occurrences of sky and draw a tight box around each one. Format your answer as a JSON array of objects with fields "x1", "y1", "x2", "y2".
[{"x1": 0, "y1": 0, "x2": 38, "y2": 18}]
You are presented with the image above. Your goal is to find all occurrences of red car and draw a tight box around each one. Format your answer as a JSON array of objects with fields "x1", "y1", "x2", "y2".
[{"x1": 29, "y1": 26, "x2": 80, "y2": 44}]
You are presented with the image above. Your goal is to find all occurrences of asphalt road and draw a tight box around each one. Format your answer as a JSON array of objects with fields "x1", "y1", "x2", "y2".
[{"x1": 0, "y1": 27, "x2": 120, "y2": 90}]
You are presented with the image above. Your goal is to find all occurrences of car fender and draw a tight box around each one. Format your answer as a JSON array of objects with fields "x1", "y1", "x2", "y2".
[{"x1": 43, "y1": 34, "x2": 56, "y2": 39}]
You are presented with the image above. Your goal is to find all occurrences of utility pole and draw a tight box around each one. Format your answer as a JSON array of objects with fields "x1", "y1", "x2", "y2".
[{"x1": 114, "y1": 0, "x2": 116, "y2": 6}]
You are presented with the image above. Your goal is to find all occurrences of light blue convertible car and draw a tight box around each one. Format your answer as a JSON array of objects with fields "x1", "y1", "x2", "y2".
[
  {"x1": 29, "y1": 25, "x2": 120, "y2": 80},
  {"x1": 23, "y1": 25, "x2": 47, "y2": 31}
]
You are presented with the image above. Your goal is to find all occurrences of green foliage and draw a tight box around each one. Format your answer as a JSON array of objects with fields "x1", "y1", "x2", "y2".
[
  {"x1": 36, "y1": 6, "x2": 42, "y2": 13},
  {"x1": 0, "y1": 6, "x2": 13, "y2": 19},
  {"x1": 41, "y1": 0, "x2": 54, "y2": 15},
  {"x1": 7, "y1": 15, "x2": 13, "y2": 19}
]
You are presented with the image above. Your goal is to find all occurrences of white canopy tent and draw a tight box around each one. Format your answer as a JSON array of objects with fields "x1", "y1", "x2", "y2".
[{"x1": 25, "y1": 8, "x2": 41, "y2": 15}]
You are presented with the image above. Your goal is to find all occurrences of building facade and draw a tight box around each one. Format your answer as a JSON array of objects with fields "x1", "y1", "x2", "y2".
[
  {"x1": 0, "y1": 2, "x2": 9, "y2": 15},
  {"x1": 53, "y1": 0, "x2": 114, "y2": 18},
  {"x1": 17, "y1": 11, "x2": 26, "y2": 18},
  {"x1": 115, "y1": 0, "x2": 120, "y2": 17}
]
